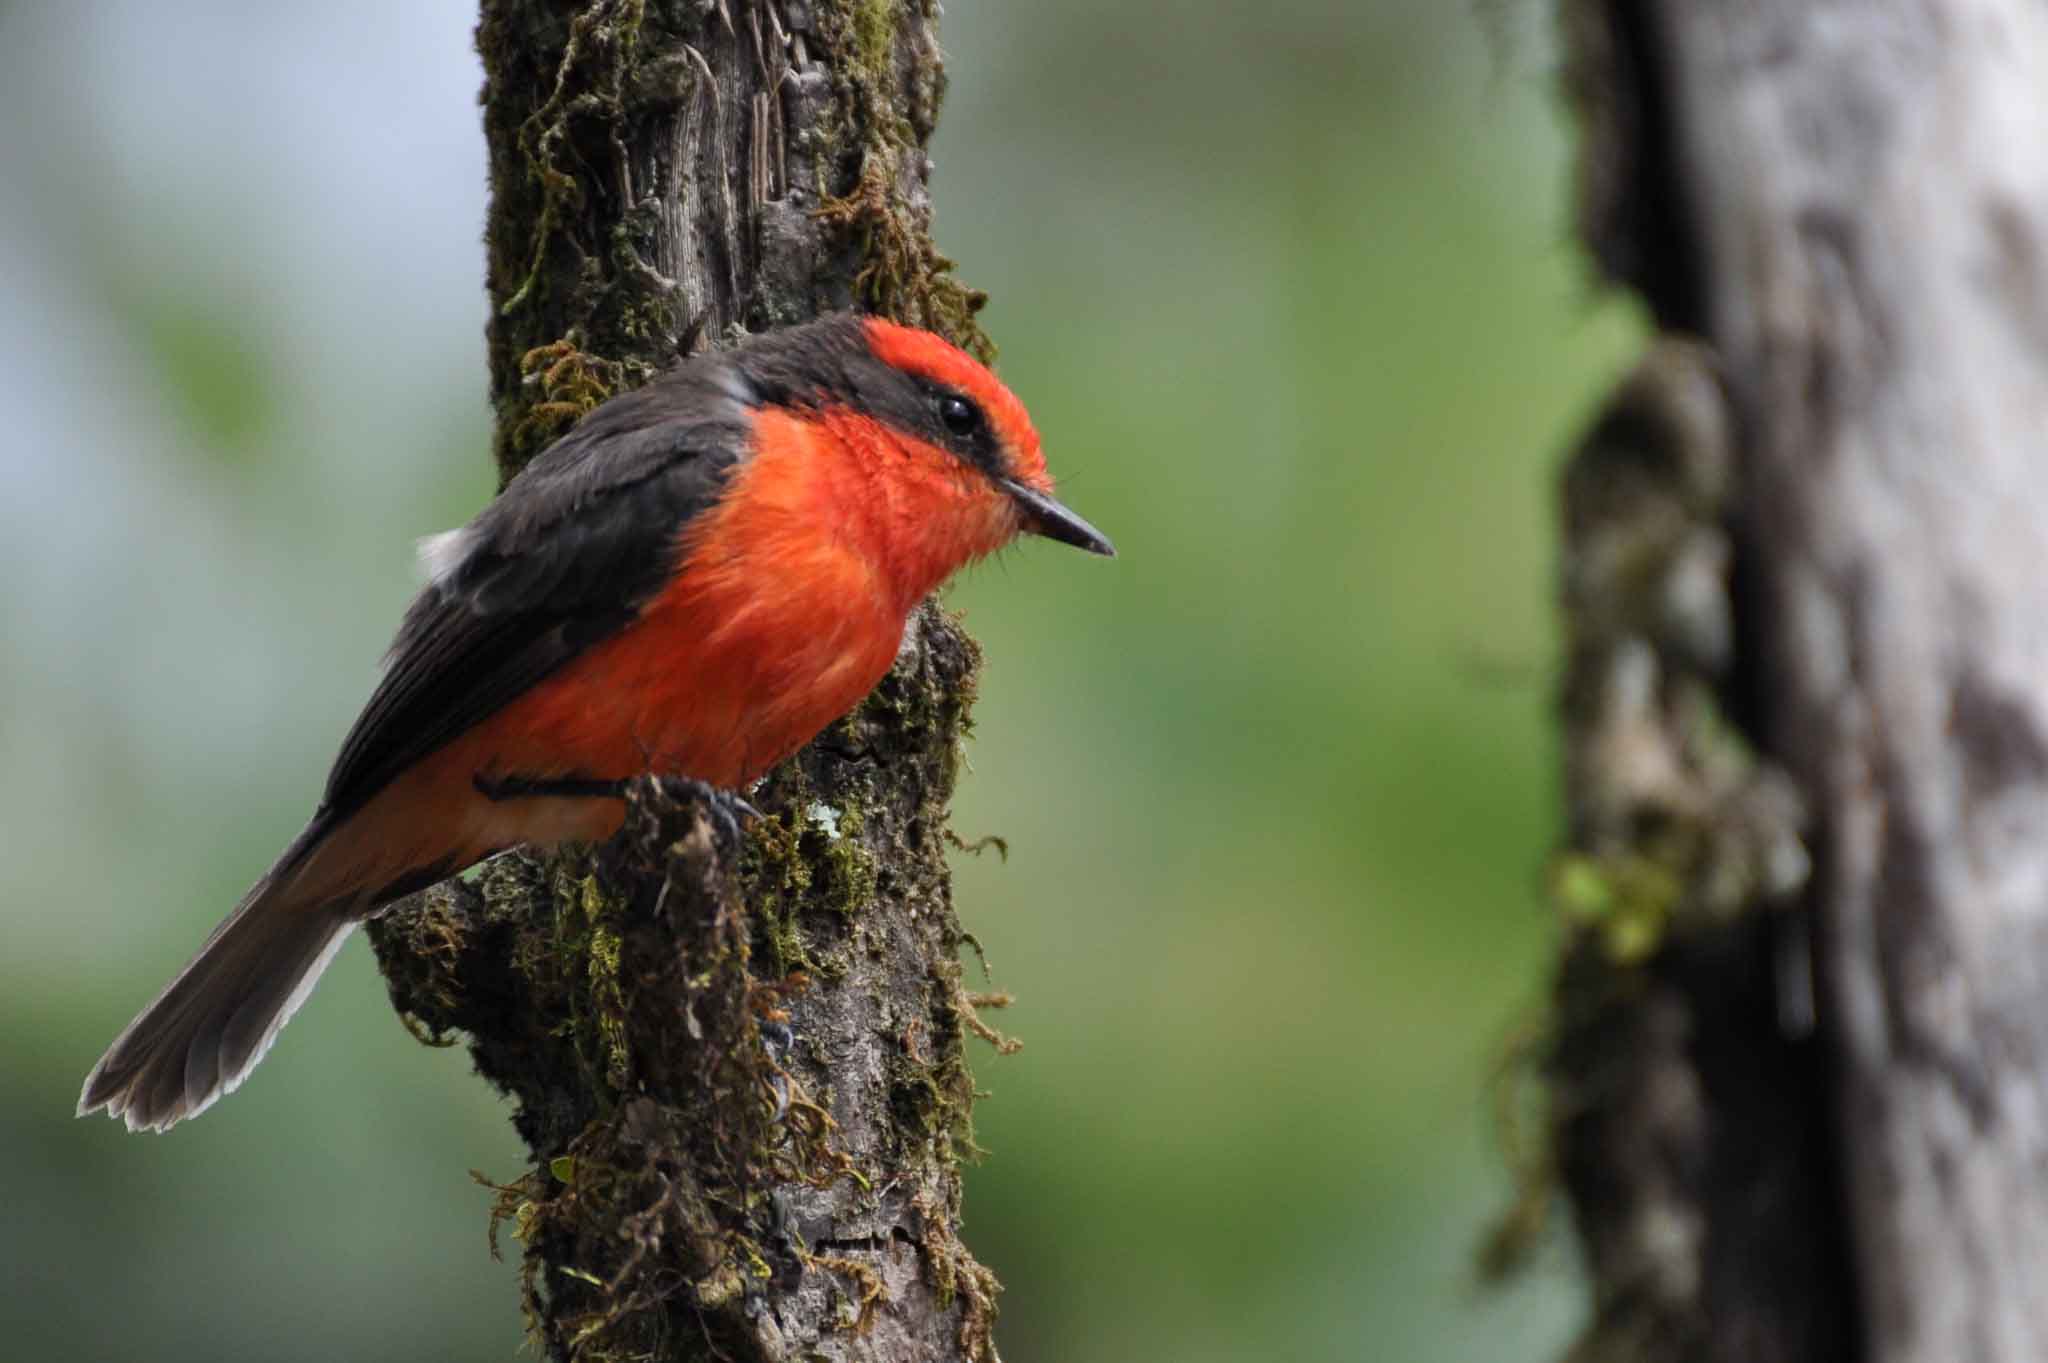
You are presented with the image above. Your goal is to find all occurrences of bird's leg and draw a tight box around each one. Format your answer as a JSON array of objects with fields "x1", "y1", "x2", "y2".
[
  {"x1": 642, "y1": 776, "x2": 764, "y2": 851},
  {"x1": 472, "y1": 773, "x2": 630, "y2": 802},
  {"x1": 474, "y1": 771, "x2": 761, "y2": 827},
  {"x1": 475, "y1": 771, "x2": 763, "y2": 858}
]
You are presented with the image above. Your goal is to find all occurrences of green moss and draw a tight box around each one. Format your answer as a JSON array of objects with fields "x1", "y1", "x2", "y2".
[
  {"x1": 811, "y1": 1252, "x2": 887, "y2": 1333},
  {"x1": 1551, "y1": 850, "x2": 1682, "y2": 965},
  {"x1": 504, "y1": 866, "x2": 638, "y2": 1101},
  {"x1": 812, "y1": 1, "x2": 995, "y2": 359},
  {"x1": 511, "y1": 336, "x2": 624, "y2": 461},
  {"x1": 459, "y1": 792, "x2": 861, "y2": 1362},
  {"x1": 476, "y1": 0, "x2": 679, "y2": 481},
  {"x1": 495, "y1": 0, "x2": 649, "y2": 323},
  {"x1": 851, "y1": 0, "x2": 896, "y2": 80},
  {"x1": 739, "y1": 789, "x2": 838, "y2": 977},
  {"x1": 816, "y1": 812, "x2": 879, "y2": 913},
  {"x1": 817, "y1": 151, "x2": 993, "y2": 359},
  {"x1": 915, "y1": 1187, "x2": 1002, "y2": 1357}
]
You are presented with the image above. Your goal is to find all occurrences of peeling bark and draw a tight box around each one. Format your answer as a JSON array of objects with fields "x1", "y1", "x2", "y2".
[
  {"x1": 1519, "y1": 2, "x2": 2048, "y2": 1360},
  {"x1": 364, "y1": 3, "x2": 1005, "y2": 1359}
]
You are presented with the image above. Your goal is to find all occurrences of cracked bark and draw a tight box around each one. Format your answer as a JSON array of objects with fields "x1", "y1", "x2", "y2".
[
  {"x1": 1521, "y1": 2, "x2": 2048, "y2": 1360},
  {"x1": 363, "y1": 4, "x2": 1005, "y2": 1360}
]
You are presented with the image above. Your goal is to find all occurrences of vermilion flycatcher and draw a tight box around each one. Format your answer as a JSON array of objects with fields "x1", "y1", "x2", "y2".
[{"x1": 79, "y1": 313, "x2": 1112, "y2": 1132}]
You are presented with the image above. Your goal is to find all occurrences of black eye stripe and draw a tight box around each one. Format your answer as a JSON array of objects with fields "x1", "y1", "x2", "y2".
[{"x1": 758, "y1": 338, "x2": 1004, "y2": 473}]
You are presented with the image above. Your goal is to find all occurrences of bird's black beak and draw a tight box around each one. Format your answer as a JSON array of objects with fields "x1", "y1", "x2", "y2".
[{"x1": 1001, "y1": 479, "x2": 1116, "y2": 557}]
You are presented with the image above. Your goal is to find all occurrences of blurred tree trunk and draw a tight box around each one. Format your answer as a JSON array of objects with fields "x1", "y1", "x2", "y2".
[
  {"x1": 1527, "y1": 2, "x2": 2048, "y2": 1360},
  {"x1": 362, "y1": 4, "x2": 1008, "y2": 1360}
]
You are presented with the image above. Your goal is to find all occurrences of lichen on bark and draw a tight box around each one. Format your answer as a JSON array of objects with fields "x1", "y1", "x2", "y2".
[{"x1": 365, "y1": 3, "x2": 1009, "y2": 1359}]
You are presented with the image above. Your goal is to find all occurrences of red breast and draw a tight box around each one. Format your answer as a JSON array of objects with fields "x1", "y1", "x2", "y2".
[{"x1": 470, "y1": 399, "x2": 1018, "y2": 794}]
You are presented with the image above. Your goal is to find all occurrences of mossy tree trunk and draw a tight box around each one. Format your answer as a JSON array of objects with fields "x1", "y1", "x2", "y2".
[
  {"x1": 1509, "y1": 2, "x2": 2048, "y2": 1360},
  {"x1": 363, "y1": 4, "x2": 1006, "y2": 1360}
]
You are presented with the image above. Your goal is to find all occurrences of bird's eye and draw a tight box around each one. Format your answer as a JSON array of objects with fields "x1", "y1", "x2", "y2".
[{"x1": 938, "y1": 394, "x2": 982, "y2": 437}]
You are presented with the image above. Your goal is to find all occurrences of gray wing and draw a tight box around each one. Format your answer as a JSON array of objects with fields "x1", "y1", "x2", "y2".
[{"x1": 318, "y1": 378, "x2": 752, "y2": 821}]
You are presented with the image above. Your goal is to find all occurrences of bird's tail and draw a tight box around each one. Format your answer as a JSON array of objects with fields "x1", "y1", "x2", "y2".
[{"x1": 78, "y1": 840, "x2": 362, "y2": 1133}]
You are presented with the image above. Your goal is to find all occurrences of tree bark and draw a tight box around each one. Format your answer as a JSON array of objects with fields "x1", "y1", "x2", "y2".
[
  {"x1": 1513, "y1": 2, "x2": 2048, "y2": 1359},
  {"x1": 363, "y1": 4, "x2": 1006, "y2": 1360}
]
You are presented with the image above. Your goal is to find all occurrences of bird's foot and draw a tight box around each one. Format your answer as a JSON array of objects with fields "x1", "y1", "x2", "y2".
[
  {"x1": 472, "y1": 773, "x2": 628, "y2": 802},
  {"x1": 474, "y1": 772, "x2": 760, "y2": 819},
  {"x1": 641, "y1": 776, "x2": 764, "y2": 851}
]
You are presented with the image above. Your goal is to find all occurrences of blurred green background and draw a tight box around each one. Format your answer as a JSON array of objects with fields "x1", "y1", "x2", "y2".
[{"x1": 0, "y1": 2, "x2": 1639, "y2": 1358}]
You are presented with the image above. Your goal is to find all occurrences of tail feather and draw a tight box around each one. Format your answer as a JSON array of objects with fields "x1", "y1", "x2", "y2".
[{"x1": 79, "y1": 872, "x2": 360, "y2": 1133}]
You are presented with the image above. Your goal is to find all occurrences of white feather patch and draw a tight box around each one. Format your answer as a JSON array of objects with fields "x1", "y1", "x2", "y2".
[
  {"x1": 713, "y1": 359, "x2": 759, "y2": 410},
  {"x1": 417, "y1": 526, "x2": 476, "y2": 586}
]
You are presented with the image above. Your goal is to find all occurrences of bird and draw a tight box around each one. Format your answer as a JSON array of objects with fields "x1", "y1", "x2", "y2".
[{"x1": 78, "y1": 312, "x2": 1113, "y2": 1133}]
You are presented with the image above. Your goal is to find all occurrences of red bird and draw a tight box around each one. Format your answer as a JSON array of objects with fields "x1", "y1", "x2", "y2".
[{"x1": 80, "y1": 314, "x2": 1112, "y2": 1132}]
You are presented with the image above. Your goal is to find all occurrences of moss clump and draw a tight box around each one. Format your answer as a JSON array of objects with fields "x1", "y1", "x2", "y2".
[
  {"x1": 510, "y1": 337, "x2": 626, "y2": 472},
  {"x1": 810, "y1": 1251, "x2": 887, "y2": 1332},
  {"x1": 814, "y1": 806, "x2": 880, "y2": 913},
  {"x1": 738, "y1": 777, "x2": 882, "y2": 976},
  {"x1": 892, "y1": 953, "x2": 1016, "y2": 1167},
  {"x1": 399, "y1": 786, "x2": 859, "y2": 1363},
  {"x1": 1550, "y1": 851, "x2": 1680, "y2": 965},
  {"x1": 810, "y1": 0, "x2": 994, "y2": 359},
  {"x1": 568, "y1": 871, "x2": 632, "y2": 1094},
  {"x1": 477, "y1": 0, "x2": 675, "y2": 479},
  {"x1": 740, "y1": 811, "x2": 824, "y2": 978},
  {"x1": 849, "y1": 0, "x2": 897, "y2": 81},
  {"x1": 816, "y1": 149, "x2": 993, "y2": 360},
  {"x1": 915, "y1": 1183, "x2": 1003, "y2": 1357}
]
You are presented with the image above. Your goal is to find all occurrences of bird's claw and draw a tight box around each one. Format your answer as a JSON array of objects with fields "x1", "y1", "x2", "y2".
[{"x1": 644, "y1": 776, "x2": 763, "y2": 850}]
